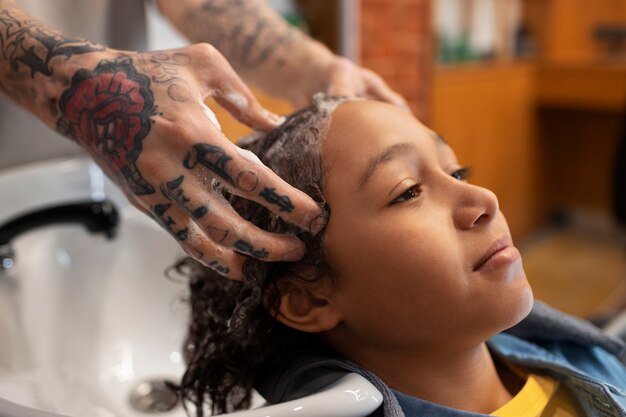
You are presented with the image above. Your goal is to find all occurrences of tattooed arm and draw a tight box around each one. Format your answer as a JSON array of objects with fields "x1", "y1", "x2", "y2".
[
  {"x1": 0, "y1": 0, "x2": 324, "y2": 279},
  {"x1": 155, "y1": 0, "x2": 407, "y2": 108}
]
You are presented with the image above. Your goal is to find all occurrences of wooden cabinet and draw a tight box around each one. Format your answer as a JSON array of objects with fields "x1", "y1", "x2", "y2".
[
  {"x1": 431, "y1": 0, "x2": 626, "y2": 239},
  {"x1": 431, "y1": 62, "x2": 541, "y2": 239}
]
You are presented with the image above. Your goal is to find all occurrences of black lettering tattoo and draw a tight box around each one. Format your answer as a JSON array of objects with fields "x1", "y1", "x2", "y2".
[
  {"x1": 233, "y1": 239, "x2": 268, "y2": 259},
  {"x1": 136, "y1": 52, "x2": 192, "y2": 103},
  {"x1": 208, "y1": 260, "x2": 230, "y2": 275},
  {"x1": 160, "y1": 175, "x2": 209, "y2": 219},
  {"x1": 183, "y1": 143, "x2": 234, "y2": 185},
  {"x1": 259, "y1": 187, "x2": 294, "y2": 212},
  {"x1": 56, "y1": 57, "x2": 156, "y2": 195},
  {"x1": 152, "y1": 203, "x2": 189, "y2": 241}
]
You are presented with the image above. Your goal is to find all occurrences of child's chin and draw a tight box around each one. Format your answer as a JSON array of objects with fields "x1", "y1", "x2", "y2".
[{"x1": 506, "y1": 283, "x2": 534, "y2": 329}]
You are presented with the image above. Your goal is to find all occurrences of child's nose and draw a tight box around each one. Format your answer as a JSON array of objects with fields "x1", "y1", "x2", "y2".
[{"x1": 453, "y1": 184, "x2": 499, "y2": 230}]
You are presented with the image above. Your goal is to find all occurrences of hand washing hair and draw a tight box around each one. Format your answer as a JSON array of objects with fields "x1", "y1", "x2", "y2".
[{"x1": 176, "y1": 95, "x2": 351, "y2": 415}]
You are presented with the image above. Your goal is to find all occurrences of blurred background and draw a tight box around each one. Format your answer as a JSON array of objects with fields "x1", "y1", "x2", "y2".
[{"x1": 197, "y1": 0, "x2": 626, "y2": 321}]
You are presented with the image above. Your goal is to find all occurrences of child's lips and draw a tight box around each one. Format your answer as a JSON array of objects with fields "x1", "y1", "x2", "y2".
[{"x1": 473, "y1": 236, "x2": 515, "y2": 272}]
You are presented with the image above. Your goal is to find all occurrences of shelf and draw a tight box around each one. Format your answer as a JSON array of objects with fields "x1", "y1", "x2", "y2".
[{"x1": 535, "y1": 62, "x2": 626, "y2": 112}]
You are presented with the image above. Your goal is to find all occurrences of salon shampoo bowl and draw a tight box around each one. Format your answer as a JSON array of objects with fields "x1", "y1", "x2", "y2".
[{"x1": 0, "y1": 157, "x2": 382, "y2": 417}]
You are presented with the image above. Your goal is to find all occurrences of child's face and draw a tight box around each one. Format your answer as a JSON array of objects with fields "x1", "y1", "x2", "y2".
[{"x1": 318, "y1": 101, "x2": 533, "y2": 354}]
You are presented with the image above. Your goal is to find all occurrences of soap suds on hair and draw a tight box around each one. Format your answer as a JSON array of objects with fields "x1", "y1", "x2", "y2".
[{"x1": 259, "y1": 94, "x2": 358, "y2": 161}]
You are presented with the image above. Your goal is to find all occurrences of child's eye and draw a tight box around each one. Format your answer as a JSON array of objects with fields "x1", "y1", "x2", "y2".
[
  {"x1": 390, "y1": 182, "x2": 423, "y2": 205},
  {"x1": 451, "y1": 166, "x2": 472, "y2": 181}
]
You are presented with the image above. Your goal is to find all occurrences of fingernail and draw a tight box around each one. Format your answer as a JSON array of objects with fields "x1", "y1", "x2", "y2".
[
  {"x1": 264, "y1": 110, "x2": 286, "y2": 126},
  {"x1": 308, "y1": 213, "x2": 328, "y2": 235}
]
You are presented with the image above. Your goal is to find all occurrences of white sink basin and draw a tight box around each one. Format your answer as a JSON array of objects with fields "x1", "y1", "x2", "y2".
[
  {"x1": 0, "y1": 158, "x2": 383, "y2": 417},
  {"x1": 0, "y1": 158, "x2": 189, "y2": 417}
]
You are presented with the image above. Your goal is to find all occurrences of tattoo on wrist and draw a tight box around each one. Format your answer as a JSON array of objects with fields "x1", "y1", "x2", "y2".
[
  {"x1": 56, "y1": 57, "x2": 156, "y2": 195},
  {"x1": 183, "y1": 143, "x2": 234, "y2": 185},
  {"x1": 160, "y1": 175, "x2": 209, "y2": 220},
  {"x1": 259, "y1": 187, "x2": 294, "y2": 212},
  {"x1": 233, "y1": 239, "x2": 268, "y2": 259},
  {"x1": 0, "y1": 9, "x2": 104, "y2": 78}
]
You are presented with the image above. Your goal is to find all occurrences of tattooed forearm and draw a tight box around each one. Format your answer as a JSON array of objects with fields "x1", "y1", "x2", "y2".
[
  {"x1": 56, "y1": 57, "x2": 156, "y2": 195},
  {"x1": 186, "y1": 0, "x2": 294, "y2": 69},
  {"x1": 161, "y1": 175, "x2": 209, "y2": 220},
  {"x1": 166, "y1": 0, "x2": 298, "y2": 71},
  {"x1": 0, "y1": 3, "x2": 104, "y2": 114},
  {"x1": 0, "y1": 9, "x2": 103, "y2": 78},
  {"x1": 157, "y1": 0, "x2": 332, "y2": 102}
]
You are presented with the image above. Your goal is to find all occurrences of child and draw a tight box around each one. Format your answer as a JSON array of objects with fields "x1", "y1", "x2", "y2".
[{"x1": 177, "y1": 95, "x2": 626, "y2": 417}]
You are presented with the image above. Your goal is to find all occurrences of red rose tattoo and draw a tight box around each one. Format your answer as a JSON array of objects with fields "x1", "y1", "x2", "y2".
[{"x1": 57, "y1": 58, "x2": 156, "y2": 195}]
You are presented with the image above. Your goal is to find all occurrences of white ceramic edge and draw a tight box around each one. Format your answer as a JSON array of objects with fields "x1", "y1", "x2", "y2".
[
  {"x1": 225, "y1": 373, "x2": 383, "y2": 417},
  {"x1": 0, "y1": 373, "x2": 383, "y2": 417}
]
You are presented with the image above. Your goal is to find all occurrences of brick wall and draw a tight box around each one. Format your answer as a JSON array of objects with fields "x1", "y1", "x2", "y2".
[{"x1": 360, "y1": 0, "x2": 432, "y2": 121}]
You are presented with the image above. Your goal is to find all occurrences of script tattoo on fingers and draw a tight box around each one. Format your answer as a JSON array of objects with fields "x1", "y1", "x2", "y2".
[
  {"x1": 136, "y1": 52, "x2": 193, "y2": 103},
  {"x1": 183, "y1": 143, "x2": 234, "y2": 185},
  {"x1": 56, "y1": 57, "x2": 156, "y2": 195},
  {"x1": 160, "y1": 175, "x2": 209, "y2": 220},
  {"x1": 233, "y1": 239, "x2": 268, "y2": 259},
  {"x1": 259, "y1": 187, "x2": 294, "y2": 212},
  {"x1": 0, "y1": 9, "x2": 104, "y2": 78},
  {"x1": 208, "y1": 260, "x2": 230, "y2": 275},
  {"x1": 152, "y1": 203, "x2": 189, "y2": 241}
]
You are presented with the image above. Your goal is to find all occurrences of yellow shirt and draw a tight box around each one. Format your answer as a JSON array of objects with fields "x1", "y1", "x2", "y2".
[{"x1": 490, "y1": 372, "x2": 584, "y2": 417}]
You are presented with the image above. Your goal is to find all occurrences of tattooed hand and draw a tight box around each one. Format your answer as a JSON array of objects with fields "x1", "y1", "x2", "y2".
[
  {"x1": 299, "y1": 55, "x2": 408, "y2": 110},
  {"x1": 0, "y1": 0, "x2": 323, "y2": 279},
  {"x1": 53, "y1": 45, "x2": 326, "y2": 279}
]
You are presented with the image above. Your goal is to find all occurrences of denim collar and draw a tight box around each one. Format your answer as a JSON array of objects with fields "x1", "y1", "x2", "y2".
[{"x1": 256, "y1": 301, "x2": 625, "y2": 417}]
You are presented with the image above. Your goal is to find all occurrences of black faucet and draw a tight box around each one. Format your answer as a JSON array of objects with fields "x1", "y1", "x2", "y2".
[{"x1": 0, "y1": 200, "x2": 119, "y2": 272}]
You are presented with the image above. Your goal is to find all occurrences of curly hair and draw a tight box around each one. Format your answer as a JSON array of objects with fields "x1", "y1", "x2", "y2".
[{"x1": 177, "y1": 95, "x2": 353, "y2": 416}]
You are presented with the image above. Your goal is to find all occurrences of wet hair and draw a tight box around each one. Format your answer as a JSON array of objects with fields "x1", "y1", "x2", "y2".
[{"x1": 177, "y1": 95, "x2": 352, "y2": 416}]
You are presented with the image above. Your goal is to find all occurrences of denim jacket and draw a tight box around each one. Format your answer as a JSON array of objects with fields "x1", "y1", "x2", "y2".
[{"x1": 256, "y1": 302, "x2": 626, "y2": 417}]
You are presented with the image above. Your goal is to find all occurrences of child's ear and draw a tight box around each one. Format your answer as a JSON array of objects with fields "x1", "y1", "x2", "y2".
[{"x1": 274, "y1": 279, "x2": 342, "y2": 333}]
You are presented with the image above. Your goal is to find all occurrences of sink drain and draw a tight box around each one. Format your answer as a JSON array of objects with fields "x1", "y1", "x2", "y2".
[{"x1": 129, "y1": 379, "x2": 179, "y2": 413}]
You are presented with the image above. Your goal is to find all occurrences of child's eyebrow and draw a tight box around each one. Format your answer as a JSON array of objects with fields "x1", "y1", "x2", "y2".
[
  {"x1": 356, "y1": 141, "x2": 415, "y2": 191},
  {"x1": 356, "y1": 133, "x2": 449, "y2": 191}
]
